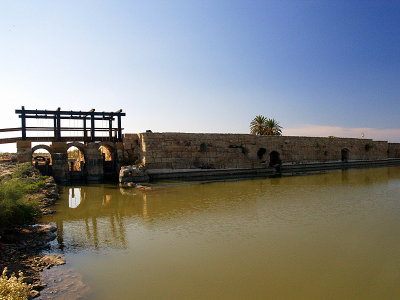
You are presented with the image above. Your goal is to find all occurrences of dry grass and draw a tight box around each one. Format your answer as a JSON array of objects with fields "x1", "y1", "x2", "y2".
[{"x1": 0, "y1": 268, "x2": 30, "y2": 300}]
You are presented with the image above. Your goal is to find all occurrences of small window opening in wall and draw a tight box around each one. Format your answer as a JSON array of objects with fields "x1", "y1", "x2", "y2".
[
  {"x1": 341, "y1": 148, "x2": 349, "y2": 162},
  {"x1": 365, "y1": 144, "x2": 371, "y2": 152},
  {"x1": 269, "y1": 151, "x2": 281, "y2": 167},
  {"x1": 257, "y1": 148, "x2": 267, "y2": 160},
  {"x1": 199, "y1": 143, "x2": 207, "y2": 152}
]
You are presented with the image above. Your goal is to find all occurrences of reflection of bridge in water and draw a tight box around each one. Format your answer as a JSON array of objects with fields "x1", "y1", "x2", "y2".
[
  {"x1": 0, "y1": 107, "x2": 126, "y2": 182},
  {"x1": 42, "y1": 166, "x2": 400, "y2": 252}
]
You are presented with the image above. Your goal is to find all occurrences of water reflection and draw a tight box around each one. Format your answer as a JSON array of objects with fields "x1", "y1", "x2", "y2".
[
  {"x1": 68, "y1": 188, "x2": 82, "y2": 208},
  {"x1": 45, "y1": 167, "x2": 400, "y2": 253},
  {"x1": 40, "y1": 167, "x2": 400, "y2": 300}
]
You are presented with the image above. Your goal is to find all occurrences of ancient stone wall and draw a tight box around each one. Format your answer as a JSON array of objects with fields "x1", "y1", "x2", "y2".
[
  {"x1": 388, "y1": 143, "x2": 400, "y2": 158},
  {"x1": 123, "y1": 132, "x2": 390, "y2": 169},
  {"x1": 17, "y1": 141, "x2": 123, "y2": 182},
  {"x1": 122, "y1": 134, "x2": 141, "y2": 164}
]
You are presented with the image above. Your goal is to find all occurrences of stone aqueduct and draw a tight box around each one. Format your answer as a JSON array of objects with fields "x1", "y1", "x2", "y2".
[
  {"x1": 17, "y1": 140, "x2": 125, "y2": 182},
  {"x1": 2, "y1": 107, "x2": 400, "y2": 183}
]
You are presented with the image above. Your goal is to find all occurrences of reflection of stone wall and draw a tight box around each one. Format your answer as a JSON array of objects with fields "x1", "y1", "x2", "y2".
[
  {"x1": 123, "y1": 132, "x2": 396, "y2": 169},
  {"x1": 388, "y1": 143, "x2": 400, "y2": 158}
]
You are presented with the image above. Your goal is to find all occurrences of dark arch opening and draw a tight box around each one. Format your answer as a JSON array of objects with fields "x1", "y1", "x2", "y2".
[
  {"x1": 31, "y1": 147, "x2": 52, "y2": 165},
  {"x1": 99, "y1": 144, "x2": 114, "y2": 161},
  {"x1": 269, "y1": 151, "x2": 281, "y2": 167},
  {"x1": 341, "y1": 148, "x2": 349, "y2": 162},
  {"x1": 257, "y1": 148, "x2": 267, "y2": 160},
  {"x1": 99, "y1": 143, "x2": 118, "y2": 180},
  {"x1": 67, "y1": 145, "x2": 86, "y2": 171},
  {"x1": 31, "y1": 146, "x2": 52, "y2": 175}
]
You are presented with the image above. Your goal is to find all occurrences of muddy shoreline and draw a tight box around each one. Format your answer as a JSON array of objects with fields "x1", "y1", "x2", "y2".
[{"x1": 0, "y1": 163, "x2": 65, "y2": 299}]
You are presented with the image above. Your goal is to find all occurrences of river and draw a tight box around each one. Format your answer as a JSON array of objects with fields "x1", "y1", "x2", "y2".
[{"x1": 40, "y1": 167, "x2": 400, "y2": 299}]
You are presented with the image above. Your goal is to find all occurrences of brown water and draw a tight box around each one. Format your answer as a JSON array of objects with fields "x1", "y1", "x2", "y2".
[{"x1": 41, "y1": 167, "x2": 400, "y2": 300}]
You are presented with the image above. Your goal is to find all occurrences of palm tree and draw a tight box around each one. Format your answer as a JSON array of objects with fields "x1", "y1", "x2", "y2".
[
  {"x1": 250, "y1": 115, "x2": 267, "y2": 135},
  {"x1": 250, "y1": 116, "x2": 283, "y2": 136},
  {"x1": 264, "y1": 118, "x2": 282, "y2": 136}
]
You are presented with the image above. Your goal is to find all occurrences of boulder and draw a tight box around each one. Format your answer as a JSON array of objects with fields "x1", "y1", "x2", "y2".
[{"x1": 119, "y1": 165, "x2": 150, "y2": 183}]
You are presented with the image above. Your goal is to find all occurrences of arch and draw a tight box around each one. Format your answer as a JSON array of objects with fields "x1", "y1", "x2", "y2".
[
  {"x1": 32, "y1": 144, "x2": 53, "y2": 154},
  {"x1": 257, "y1": 148, "x2": 267, "y2": 160},
  {"x1": 67, "y1": 142, "x2": 87, "y2": 171},
  {"x1": 97, "y1": 141, "x2": 116, "y2": 149},
  {"x1": 66, "y1": 142, "x2": 87, "y2": 154},
  {"x1": 269, "y1": 151, "x2": 281, "y2": 167},
  {"x1": 341, "y1": 148, "x2": 350, "y2": 162},
  {"x1": 98, "y1": 142, "x2": 116, "y2": 161},
  {"x1": 31, "y1": 145, "x2": 53, "y2": 166}
]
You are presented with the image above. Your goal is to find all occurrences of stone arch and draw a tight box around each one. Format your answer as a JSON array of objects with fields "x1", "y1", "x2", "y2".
[
  {"x1": 97, "y1": 141, "x2": 115, "y2": 149},
  {"x1": 32, "y1": 144, "x2": 53, "y2": 154},
  {"x1": 66, "y1": 142, "x2": 87, "y2": 154},
  {"x1": 269, "y1": 150, "x2": 281, "y2": 167},
  {"x1": 66, "y1": 142, "x2": 87, "y2": 171},
  {"x1": 31, "y1": 144, "x2": 53, "y2": 165},
  {"x1": 98, "y1": 142, "x2": 116, "y2": 161},
  {"x1": 341, "y1": 148, "x2": 350, "y2": 162}
]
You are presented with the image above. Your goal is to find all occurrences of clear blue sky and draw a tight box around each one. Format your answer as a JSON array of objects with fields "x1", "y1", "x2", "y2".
[{"x1": 1, "y1": 0, "x2": 400, "y2": 151}]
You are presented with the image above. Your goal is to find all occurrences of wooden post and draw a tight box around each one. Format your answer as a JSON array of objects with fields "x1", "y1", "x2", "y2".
[
  {"x1": 53, "y1": 115, "x2": 57, "y2": 139},
  {"x1": 56, "y1": 107, "x2": 61, "y2": 141},
  {"x1": 83, "y1": 118, "x2": 87, "y2": 139},
  {"x1": 109, "y1": 119, "x2": 113, "y2": 140},
  {"x1": 90, "y1": 109, "x2": 95, "y2": 142},
  {"x1": 117, "y1": 115, "x2": 122, "y2": 141},
  {"x1": 21, "y1": 106, "x2": 26, "y2": 140}
]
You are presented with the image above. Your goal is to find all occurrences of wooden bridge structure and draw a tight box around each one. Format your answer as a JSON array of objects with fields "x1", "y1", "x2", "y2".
[
  {"x1": 0, "y1": 106, "x2": 125, "y2": 144},
  {"x1": 0, "y1": 107, "x2": 127, "y2": 182}
]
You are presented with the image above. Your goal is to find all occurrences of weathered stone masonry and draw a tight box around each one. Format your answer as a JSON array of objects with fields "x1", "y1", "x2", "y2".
[
  {"x1": 17, "y1": 140, "x2": 124, "y2": 182},
  {"x1": 123, "y1": 133, "x2": 400, "y2": 169}
]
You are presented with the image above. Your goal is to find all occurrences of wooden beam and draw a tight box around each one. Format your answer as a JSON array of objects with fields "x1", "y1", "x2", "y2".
[
  {"x1": 21, "y1": 106, "x2": 26, "y2": 140},
  {"x1": 19, "y1": 115, "x2": 115, "y2": 121},
  {"x1": 16, "y1": 109, "x2": 125, "y2": 117}
]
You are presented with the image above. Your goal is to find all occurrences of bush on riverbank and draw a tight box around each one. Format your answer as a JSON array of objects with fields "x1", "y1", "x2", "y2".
[
  {"x1": 0, "y1": 163, "x2": 42, "y2": 233},
  {"x1": 0, "y1": 268, "x2": 30, "y2": 300}
]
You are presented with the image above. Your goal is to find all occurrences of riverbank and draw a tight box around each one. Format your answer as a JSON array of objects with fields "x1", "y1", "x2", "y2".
[{"x1": 0, "y1": 162, "x2": 64, "y2": 299}]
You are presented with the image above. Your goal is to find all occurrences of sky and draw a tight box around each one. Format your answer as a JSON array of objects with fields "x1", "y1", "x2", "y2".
[{"x1": 1, "y1": 0, "x2": 400, "y2": 151}]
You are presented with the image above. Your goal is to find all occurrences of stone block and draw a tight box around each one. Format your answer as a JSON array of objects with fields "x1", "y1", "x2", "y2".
[{"x1": 51, "y1": 142, "x2": 68, "y2": 153}]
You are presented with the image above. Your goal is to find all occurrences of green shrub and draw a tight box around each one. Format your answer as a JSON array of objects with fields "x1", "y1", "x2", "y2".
[
  {"x1": 11, "y1": 163, "x2": 38, "y2": 179},
  {"x1": 0, "y1": 177, "x2": 42, "y2": 233},
  {"x1": 0, "y1": 268, "x2": 30, "y2": 300},
  {"x1": 22, "y1": 180, "x2": 46, "y2": 193}
]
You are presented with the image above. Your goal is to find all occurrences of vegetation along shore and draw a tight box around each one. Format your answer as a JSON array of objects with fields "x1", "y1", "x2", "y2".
[{"x1": 0, "y1": 161, "x2": 64, "y2": 299}]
